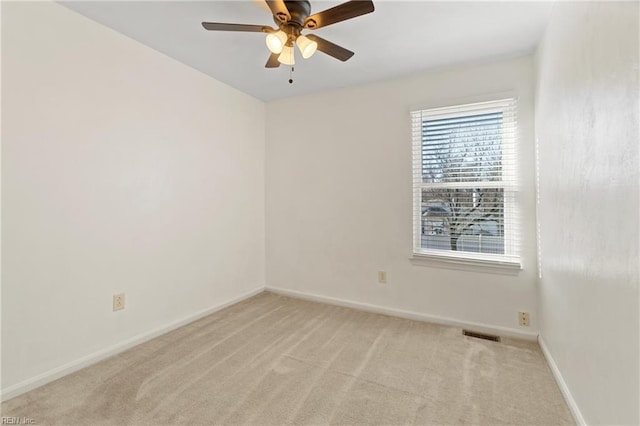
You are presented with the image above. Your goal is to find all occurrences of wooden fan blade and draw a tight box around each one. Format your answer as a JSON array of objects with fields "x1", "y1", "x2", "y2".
[
  {"x1": 202, "y1": 22, "x2": 274, "y2": 33},
  {"x1": 304, "y1": 0, "x2": 374, "y2": 29},
  {"x1": 265, "y1": 53, "x2": 281, "y2": 68},
  {"x1": 265, "y1": 0, "x2": 290, "y2": 22},
  {"x1": 305, "y1": 34, "x2": 354, "y2": 61}
]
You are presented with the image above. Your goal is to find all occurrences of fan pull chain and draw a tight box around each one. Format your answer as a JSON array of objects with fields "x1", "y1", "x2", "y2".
[{"x1": 289, "y1": 66, "x2": 294, "y2": 84}]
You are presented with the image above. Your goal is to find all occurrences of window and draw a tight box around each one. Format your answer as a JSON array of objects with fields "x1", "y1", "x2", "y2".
[{"x1": 411, "y1": 98, "x2": 520, "y2": 268}]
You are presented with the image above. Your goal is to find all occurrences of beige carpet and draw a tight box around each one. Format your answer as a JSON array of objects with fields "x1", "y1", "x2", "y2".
[{"x1": 2, "y1": 292, "x2": 573, "y2": 425}]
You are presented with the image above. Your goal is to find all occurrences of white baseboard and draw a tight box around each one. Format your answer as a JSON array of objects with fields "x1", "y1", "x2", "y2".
[
  {"x1": 265, "y1": 286, "x2": 538, "y2": 341},
  {"x1": 1, "y1": 286, "x2": 265, "y2": 402},
  {"x1": 538, "y1": 335, "x2": 586, "y2": 425}
]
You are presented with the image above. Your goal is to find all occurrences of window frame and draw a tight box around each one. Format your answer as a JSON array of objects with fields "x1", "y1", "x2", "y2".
[{"x1": 410, "y1": 98, "x2": 522, "y2": 271}]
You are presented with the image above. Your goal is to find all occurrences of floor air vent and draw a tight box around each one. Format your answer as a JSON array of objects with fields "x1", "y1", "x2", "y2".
[{"x1": 462, "y1": 330, "x2": 501, "y2": 342}]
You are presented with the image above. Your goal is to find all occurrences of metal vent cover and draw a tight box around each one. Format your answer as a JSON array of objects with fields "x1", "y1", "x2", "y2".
[{"x1": 462, "y1": 329, "x2": 501, "y2": 342}]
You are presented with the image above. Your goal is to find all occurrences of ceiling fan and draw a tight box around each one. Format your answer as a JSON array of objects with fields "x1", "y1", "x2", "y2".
[{"x1": 201, "y1": 0, "x2": 375, "y2": 69}]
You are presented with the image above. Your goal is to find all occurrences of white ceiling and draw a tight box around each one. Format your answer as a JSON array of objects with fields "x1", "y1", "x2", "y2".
[{"x1": 60, "y1": 1, "x2": 553, "y2": 101}]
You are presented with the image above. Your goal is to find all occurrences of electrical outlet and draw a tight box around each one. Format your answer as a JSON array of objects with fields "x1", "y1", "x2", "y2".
[
  {"x1": 113, "y1": 293, "x2": 125, "y2": 312},
  {"x1": 518, "y1": 311, "x2": 530, "y2": 326},
  {"x1": 378, "y1": 271, "x2": 387, "y2": 284}
]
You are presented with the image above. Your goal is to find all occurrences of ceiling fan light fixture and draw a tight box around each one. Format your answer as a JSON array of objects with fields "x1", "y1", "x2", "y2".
[
  {"x1": 202, "y1": 0, "x2": 375, "y2": 70},
  {"x1": 278, "y1": 44, "x2": 295, "y2": 65},
  {"x1": 265, "y1": 30, "x2": 287, "y2": 54},
  {"x1": 296, "y1": 34, "x2": 318, "y2": 59}
]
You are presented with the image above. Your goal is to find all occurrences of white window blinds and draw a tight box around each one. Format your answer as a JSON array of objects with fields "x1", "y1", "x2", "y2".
[{"x1": 411, "y1": 98, "x2": 520, "y2": 265}]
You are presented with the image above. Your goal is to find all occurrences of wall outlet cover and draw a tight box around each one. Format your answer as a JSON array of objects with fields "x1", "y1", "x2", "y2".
[
  {"x1": 113, "y1": 293, "x2": 125, "y2": 312},
  {"x1": 518, "y1": 311, "x2": 530, "y2": 326}
]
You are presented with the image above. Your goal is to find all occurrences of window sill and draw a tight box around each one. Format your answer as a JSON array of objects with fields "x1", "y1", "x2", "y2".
[{"x1": 410, "y1": 251, "x2": 522, "y2": 275}]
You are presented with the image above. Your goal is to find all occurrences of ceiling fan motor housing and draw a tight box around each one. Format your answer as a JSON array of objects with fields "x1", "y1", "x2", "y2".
[
  {"x1": 273, "y1": 0, "x2": 312, "y2": 44},
  {"x1": 281, "y1": 0, "x2": 312, "y2": 25}
]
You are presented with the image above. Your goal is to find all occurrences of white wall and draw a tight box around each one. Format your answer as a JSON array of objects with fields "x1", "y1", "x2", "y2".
[
  {"x1": 535, "y1": 2, "x2": 639, "y2": 424},
  {"x1": 266, "y1": 56, "x2": 538, "y2": 336},
  {"x1": 2, "y1": 2, "x2": 265, "y2": 394}
]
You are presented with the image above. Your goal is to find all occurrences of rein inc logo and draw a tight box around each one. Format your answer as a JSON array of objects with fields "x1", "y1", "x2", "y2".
[{"x1": 1, "y1": 418, "x2": 35, "y2": 425}]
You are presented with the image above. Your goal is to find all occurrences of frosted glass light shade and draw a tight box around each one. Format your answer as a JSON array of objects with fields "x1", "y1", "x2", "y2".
[
  {"x1": 296, "y1": 35, "x2": 317, "y2": 59},
  {"x1": 277, "y1": 45, "x2": 295, "y2": 65},
  {"x1": 265, "y1": 31, "x2": 287, "y2": 54}
]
